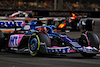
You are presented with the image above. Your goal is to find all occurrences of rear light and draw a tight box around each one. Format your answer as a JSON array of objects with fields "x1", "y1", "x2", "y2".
[{"x1": 64, "y1": 20, "x2": 66, "y2": 22}]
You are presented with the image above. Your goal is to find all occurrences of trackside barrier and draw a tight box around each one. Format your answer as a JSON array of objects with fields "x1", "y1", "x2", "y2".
[
  {"x1": 0, "y1": 16, "x2": 99, "y2": 21},
  {"x1": 0, "y1": 17, "x2": 65, "y2": 21}
]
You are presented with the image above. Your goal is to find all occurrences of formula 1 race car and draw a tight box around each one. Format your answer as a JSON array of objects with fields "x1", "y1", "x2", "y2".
[
  {"x1": 57, "y1": 18, "x2": 79, "y2": 32},
  {"x1": 0, "y1": 19, "x2": 99, "y2": 57},
  {"x1": 35, "y1": 25, "x2": 99, "y2": 57},
  {"x1": 57, "y1": 18, "x2": 95, "y2": 32},
  {"x1": 47, "y1": 18, "x2": 78, "y2": 32},
  {"x1": 47, "y1": 13, "x2": 95, "y2": 32},
  {"x1": 5, "y1": 11, "x2": 33, "y2": 18}
]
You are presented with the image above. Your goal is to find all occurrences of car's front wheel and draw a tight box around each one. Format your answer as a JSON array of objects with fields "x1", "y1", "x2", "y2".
[
  {"x1": 79, "y1": 32, "x2": 99, "y2": 57},
  {"x1": 28, "y1": 33, "x2": 40, "y2": 56}
]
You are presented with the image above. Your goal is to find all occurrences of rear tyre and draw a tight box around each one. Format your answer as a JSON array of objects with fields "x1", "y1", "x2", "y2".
[
  {"x1": 37, "y1": 33, "x2": 51, "y2": 55},
  {"x1": 85, "y1": 19, "x2": 93, "y2": 31},
  {"x1": 79, "y1": 32, "x2": 99, "y2": 57},
  {"x1": 38, "y1": 33, "x2": 51, "y2": 47},
  {"x1": 0, "y1": 30, "x2": 5, "y2": 51},
  {"x1": 72, "y1": 21, "x2": 77, "y2": 30}
]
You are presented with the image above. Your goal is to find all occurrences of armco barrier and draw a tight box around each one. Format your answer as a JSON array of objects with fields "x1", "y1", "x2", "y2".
[{"x1": 0, "y1": 10, "x2": 100, "y2": 18}]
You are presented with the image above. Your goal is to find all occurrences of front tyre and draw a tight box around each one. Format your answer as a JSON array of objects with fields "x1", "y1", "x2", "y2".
[
  {"x1": 79, "y1": 32, "x2": 99, "y2": 57},
  {"x1": 88, "y1": 33, "x2": 99, "y2": 49},
  {"x1": 28, "y1": 33, "x2": 40, "y2": 56}
]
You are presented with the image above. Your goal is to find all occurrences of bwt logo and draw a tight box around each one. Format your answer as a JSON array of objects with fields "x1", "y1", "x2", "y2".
[
  {"x1": 9, "y1": 35, "x2": 19, "y2": 47},
  {"x1": 47, "y1": 47, "x2": 69, "y2": 53},
  {"x1": 0, "y1": 21, "x2": 24, "y2": 27}
]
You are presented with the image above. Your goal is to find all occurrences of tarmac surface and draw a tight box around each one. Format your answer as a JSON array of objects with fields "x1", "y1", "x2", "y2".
[{"x1": 0, "y1": 19, "x2": 100, "y2": 67}]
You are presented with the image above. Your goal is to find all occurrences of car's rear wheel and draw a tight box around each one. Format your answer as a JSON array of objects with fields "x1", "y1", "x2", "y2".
[
  {"x1": 85, "y1": 19, "x2": 94, "y2": 31},
  {"x1": 0, "y1": 30, "x2": 5, "y2": 51},
  {"x1": 37, "y1": 33, "x2": 52, "y2": 55},
  {"x1": 72, "y1": 21, "x2": 77, "y2": 30},
  {"x1": 38, "y1": 33, "x2": 51, "y2": 47}
]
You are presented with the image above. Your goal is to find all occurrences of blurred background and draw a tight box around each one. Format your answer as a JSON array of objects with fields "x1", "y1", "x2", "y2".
[{"x1": 0, "y1": 0, "x2": 100, "y2": 11}]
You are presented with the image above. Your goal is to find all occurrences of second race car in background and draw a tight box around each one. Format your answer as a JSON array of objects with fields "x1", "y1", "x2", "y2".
[
  {"x1": 5, "y1": 11, "x2": 33, "y2": 18},
  {"x1": 47, "y1": 13, "x2": 95, "y2": 32}
]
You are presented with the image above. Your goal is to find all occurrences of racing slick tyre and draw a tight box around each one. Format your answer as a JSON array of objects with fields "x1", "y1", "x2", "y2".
[
  {"x1": 71, "y1": 21, "x2": 77, "y2": 30},
  {"x1": 87, "y1": 33, "x2": 99, "y2": 49},
  {"x1": 79, "y1": 32, "x2": 99, "y2": 57},
  {"x1": 85, "y1": 19, "x2": 93, "y2": 31},
  {"x1": 38, "y1": 33, "x2": 51, "y2": 47},
  {"x1": 36, "y1": 33, "x2": 51, "y2": 56},
  {"x1": 28, "y1": 33, "x2": 40, "y2": 56},
  {"x1": 0, "y1": 30, "x2": 5, "y2": 51}
]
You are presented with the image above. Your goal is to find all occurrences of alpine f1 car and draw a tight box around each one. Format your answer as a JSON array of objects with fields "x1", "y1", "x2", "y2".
[{"x1": 0, "y1": 19, "x2": 99, "y2": 57}]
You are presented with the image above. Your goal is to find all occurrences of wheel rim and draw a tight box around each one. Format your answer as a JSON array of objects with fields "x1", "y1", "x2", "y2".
[
  {"x1": 79, "y1": 35, "x2": 88, "y2": 47},
  {"x1": 30, "y1": 38, "x2": 37, "y2": 51}
]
